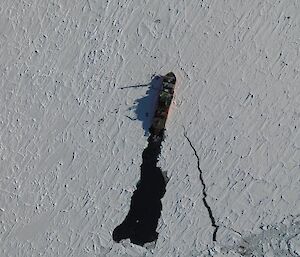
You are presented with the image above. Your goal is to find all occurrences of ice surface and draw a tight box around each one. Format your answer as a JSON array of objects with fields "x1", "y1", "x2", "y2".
[{"x1": 0, "y1": 0, "x2": 300, "y2": 256}]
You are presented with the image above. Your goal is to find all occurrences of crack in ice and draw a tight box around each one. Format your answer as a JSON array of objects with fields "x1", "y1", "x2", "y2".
[{"x1": 183, "y1": 130, "x2": 219, "y2": 242}]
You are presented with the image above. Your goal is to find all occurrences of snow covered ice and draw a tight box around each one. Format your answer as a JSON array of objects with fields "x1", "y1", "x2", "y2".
[{"x1": 0, "y1": 0, "x2": 300, "y2": 256}]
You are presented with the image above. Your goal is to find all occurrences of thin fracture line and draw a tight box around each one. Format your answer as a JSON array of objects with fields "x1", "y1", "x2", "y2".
[{"x1": 183, "y1": 130, "x2": 219, "y2": 241}]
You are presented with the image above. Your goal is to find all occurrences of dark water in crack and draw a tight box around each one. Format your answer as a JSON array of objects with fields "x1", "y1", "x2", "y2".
[{"x1": 112, "y1": 131, "x2": 167, "y2": 246}]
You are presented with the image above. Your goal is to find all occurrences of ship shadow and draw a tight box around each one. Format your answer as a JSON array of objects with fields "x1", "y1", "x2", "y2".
[
  {"x1": 113, "y1": 75, "x2": 168, "y2": 246},
  {"x1": 124, "y1": 75, "x2": 162, "y2": 136}
]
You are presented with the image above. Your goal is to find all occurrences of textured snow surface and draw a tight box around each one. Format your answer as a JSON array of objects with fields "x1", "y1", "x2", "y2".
[{"x1": 1, "y1": 0, "x2": 300, "y2": 256}]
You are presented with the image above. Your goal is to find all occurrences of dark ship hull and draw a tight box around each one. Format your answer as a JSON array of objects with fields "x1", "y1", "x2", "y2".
[{"x1": 150, "y1": 72, "x2": 176, "y2": 136}]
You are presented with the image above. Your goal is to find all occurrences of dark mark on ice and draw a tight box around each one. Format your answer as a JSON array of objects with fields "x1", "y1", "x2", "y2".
[
  {"x1": 183, "y1": 129, "x2": 219, "y2": 242},
  {"x1": 125, "y1": 115, "x2": 137, "y2": 121},
  {"x1": 244, "y1": 92, "x2": 254, "y2": 104}
]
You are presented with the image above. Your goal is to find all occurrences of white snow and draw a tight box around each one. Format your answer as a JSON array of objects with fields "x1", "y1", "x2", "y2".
[{"x1": 0, "y1": 0, "x2": 300, "y2": 256}]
